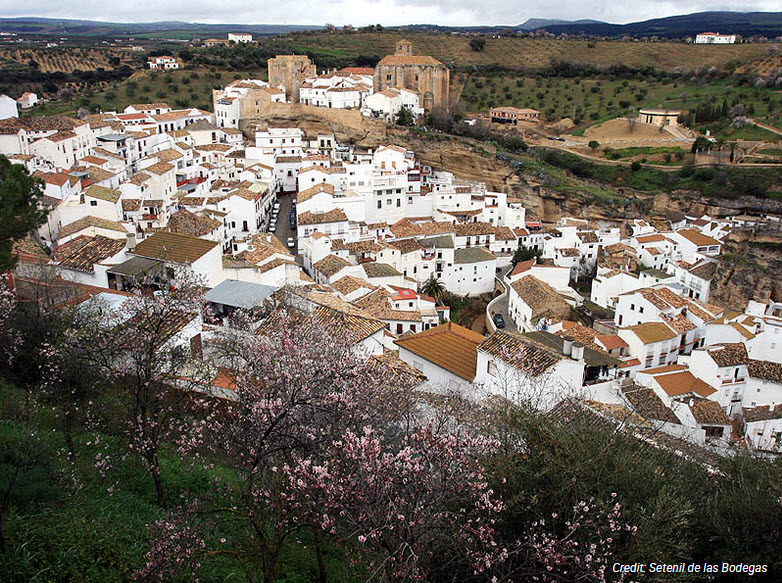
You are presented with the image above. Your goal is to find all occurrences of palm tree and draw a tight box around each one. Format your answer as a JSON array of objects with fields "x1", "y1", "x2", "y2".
[{"x1": 421, "y1": 274, "x2": 446, "y2": 305}]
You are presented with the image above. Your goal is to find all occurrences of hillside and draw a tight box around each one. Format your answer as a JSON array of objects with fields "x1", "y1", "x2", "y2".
[
  {"x1": 541, "y1": 11, "x2": 782, "y2": 38},
  {"x1": 271, "y1": 32, "x2": 766, "y2": 71}
]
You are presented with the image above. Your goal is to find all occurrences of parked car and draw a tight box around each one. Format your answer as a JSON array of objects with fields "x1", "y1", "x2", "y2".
[
  {"x1": 493, "y1": 313, "x2": 506, "y2": 329},
  {"x1": 287, "y1": 237, "x2": 295, "y2": 248},
  {"x1": 270, "y1": 221, "x2": 277, "y2": 232}
]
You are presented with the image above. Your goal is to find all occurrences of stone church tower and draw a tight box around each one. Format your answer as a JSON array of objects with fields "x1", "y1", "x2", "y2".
[{"x1": 373, "y1": 40, "x2": 450, "y2": 113}]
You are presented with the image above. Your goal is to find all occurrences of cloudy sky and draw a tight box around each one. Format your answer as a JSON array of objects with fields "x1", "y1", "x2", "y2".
[{"x1": 0, "y1": 0, "x2": 779, "y2": 27}]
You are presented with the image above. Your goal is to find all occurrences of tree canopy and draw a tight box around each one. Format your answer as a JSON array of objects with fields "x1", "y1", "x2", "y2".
[{"x1": 0, "y1": 155, "x2": 46, "y2": 271}]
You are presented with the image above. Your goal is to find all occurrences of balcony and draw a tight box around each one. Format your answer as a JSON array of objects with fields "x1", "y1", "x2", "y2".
[{"x1": 721, "y1": 378, "x2": 746, "y2": 385}]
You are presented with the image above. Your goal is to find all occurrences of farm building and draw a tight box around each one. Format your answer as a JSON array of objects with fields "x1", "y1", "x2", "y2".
[
  {"x1": 638, "y1": 109, "x2": 681, "y2": 128},
  {"x1": 489, "y1": 106, "x2": 540, "y2": 124}
]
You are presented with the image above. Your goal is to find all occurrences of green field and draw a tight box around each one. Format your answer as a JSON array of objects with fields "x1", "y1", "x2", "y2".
[
  {"x1": 461, "y1": 74, "x2": 782, "y2": 122},
  {"x1": 28, "y1": 67, "x2": 265, "y2": 117}
]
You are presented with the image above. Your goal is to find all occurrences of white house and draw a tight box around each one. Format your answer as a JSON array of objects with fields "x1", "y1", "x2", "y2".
[
  {"x1": 0, "y1": 94, "x2": 19, "y2": 119},
  {"x1": 695, "y1": 32, "x2": 736, "y2": 44},
  {"x1": 16, "y1": 92, "x2": 38, "y2": 109},
  {"x1": 130, "y1": 231, "x2": 224, "y2": 288},
  {"x1": 395, "y1": 322, "x2": 484, "y2": 394},
  {"x1": 148, "y1": 56, "x2": 179, "y2": 70},
  {"x1": 228, "y1": 33, "x2": 253, "y2": 43}
]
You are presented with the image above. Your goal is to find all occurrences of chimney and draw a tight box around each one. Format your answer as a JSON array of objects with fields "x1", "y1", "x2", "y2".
[
  {"x1": 571, "y1": 342, "x2": 585, "y2": 361},
  {"x1": 126, "y1": 232, "x2": 137, "y2": 251},
  {"x1": 562, "y1": 336, "x2": 574, "y2": 357}
]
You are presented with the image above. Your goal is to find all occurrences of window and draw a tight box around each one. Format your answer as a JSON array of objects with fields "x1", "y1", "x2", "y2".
[
  {"x1": 487, "y1": 361, "x2": 497, "y2": 376},
  {"x1": 89, "y1": 200, "x2": 97, "y2": 206},
  {"x1": 639, "y1": 306, "x2": 644, "y2": 314},
  {"x1": 396, "y1": 199, "x2": 401, "y2": 207},
  {"x1": 630, "y1": 304, "x2": 635, "y2": 311},
  {"x1": 377, "y1": 200, "x2": 382, "y2": 209}
]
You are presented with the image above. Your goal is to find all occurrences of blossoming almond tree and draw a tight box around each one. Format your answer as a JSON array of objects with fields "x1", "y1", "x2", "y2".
[
  {"x1": 138, "y1": 314, "x2": 415, "y2": 582},
  {"x1": 281, "y1": 424, "x2": 506, "y2": 582},
  {"x1": 81, "y1": 277, "x2": 212, "y2": 507}
]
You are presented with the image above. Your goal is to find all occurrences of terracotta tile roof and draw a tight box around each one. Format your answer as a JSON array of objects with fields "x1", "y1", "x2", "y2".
[
  {"x1": 748, "y1": 360, "x2": 782, "y2": 384},
  {"x1": 234, "y1": 233, "x2": 292, "y2": 266},
  {"x1": 744, "y1": 403, "x2": 782, "y2": 423},
  {"x1": 59, "y1": 216, "x2": 128, "y2": 239},
  {"x1": 132, "y1": 232, "x2": 218, "y2": 264},
  {"x1": 704, "y1": 343, "x2": 748, "y2": 367},
  {"x1": 85, "y1": 184, "x2": 121, "y2": 203},
  {"x1": 378, "y1": 54, "x2": 443, "y2": 66},
  {"x1": 643, "y1": 364, "x2": 687, "y2": 374},
  {"x1": 675, "y1": 228, "x2": 721, "y2": 247},
  {"x1": 636, "y1": 287, "x2": 686, "y2": 310},
  {"x1": 144, "y1": 161, "x2": 174, "y2": 175},
  {"x1": 129, "y1": 172, "x2": 151, "y2": 186},
  {"x1": 298, "y1": 209, "x2": 348, "y2": 225},
  {"x1": 389, "y1": 218, "x2": 422, "y2": 238},
  {"x1": 313, "y1": 254, "x2": 351, "y2": 278},
  {"x1": 362, "y1": 262, "x2": 401, "y2": 278},
  {"x1": 478, "y1": 330, "x2": 560, "y2": 376},
  {"x1": 596, "y1": 334, "x2": 628, "y2": 351},
  {"x1": 689, "y1": 398, "x2": 730, "y2": 425},
  {"x1": 556, "y1": 247, "x2": 580, "y2": 257},
  {"x1": 662, "y1": 313, "x2": 696, "y2": 334},
  {"x1": 81, "y1": 155, "x2": 108, "y2": 165},
  {"x1": 623, "y1": 321, "x2": 677, "y2": 344},
  {"x1": 578, "y1": 231, "x2": 599, "y2": 243},
  {"x1": 166, "y1": 209, "x2": 221, "y2": 238},
  {"x1": 297, "y1": 182, "x2": 334, "y2": 203},
  {"x1": 12, "y1": 237, "x2": 50, "y2": 265},
  {"x1": 454, "y1": 222, "x2": 495, "y2": 236},
  {"x1": 331, "y1": 275, "x2": 375, "y2": 296},
  {"x1": 386, "y1": 238, "x2": 422, "y2": 254},
  {"x1": 57, "y1": 235, "x2": 125, "y2": 273},
  {"x1": 395, "y1": 322, "x2": 483, "y2": 381},
  {"x1": 621, "y1": 383, "x2": 680, "y2": 424},
  {"x1": 354, "y1": 288, "x2": 420, "y2": 322},
  {"x1": 122, "y1": 198, "x2": 142, "y2": 211},
  {"x1": 653, "y1": 371, "x2": 716, "y2": 398},
  {"x1": 494, "y1": 226, "x2": 516, "y2": 241},
  {"x1": 454, "y1": 247, "x2": 495, "y2": 264},
  {"x1": 34, "y1": 170, "x2": 71, "y2": 186},
  {"x1": 636, "y1": 234, "x2": 666, "y2": 243},
  {"x1": 129, "y1": 102, "x2": 171, "y2": 111},
  {"x1": 510, "y1": 259, "x2": 535, "y2": 277},
  {"x1": 153, "y1": 148, "x2": 183, "y2": 162},
  {"x1": 369, "y1": 351, "x2": 427, "y2": 385},
  {"x1": 511, "y1": 276, "x2": 571, "y2": 321}
]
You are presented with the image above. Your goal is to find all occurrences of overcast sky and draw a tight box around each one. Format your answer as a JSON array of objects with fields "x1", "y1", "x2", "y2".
[{"x1": 0, "y1": 1, "x2": 779, "y2": 27}]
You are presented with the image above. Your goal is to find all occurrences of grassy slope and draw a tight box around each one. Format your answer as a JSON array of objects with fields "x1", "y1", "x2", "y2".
[{"x1": 0, "y1": 383, "x2": 354, "y2": 583}]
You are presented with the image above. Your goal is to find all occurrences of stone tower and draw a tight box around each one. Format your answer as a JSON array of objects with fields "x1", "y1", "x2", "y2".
[{"x1": 267, "y1": 55, "x2": 317, "y2": 104}]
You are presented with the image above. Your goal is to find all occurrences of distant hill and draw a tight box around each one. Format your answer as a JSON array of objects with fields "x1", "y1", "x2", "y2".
[
  {"x1": 517, "y1": 18, "x2": 602, "y2": 31},
  {"x1": 536, "y1": 11, "x2": 782, "y2": 38},
  {"x1": 0, "y1": 17, "x2": 321, "y2": 37}
]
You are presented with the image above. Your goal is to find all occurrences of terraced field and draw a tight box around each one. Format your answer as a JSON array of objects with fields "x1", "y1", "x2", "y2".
[
  {"x1": 0, "y1": 47, "x2": 137, "y2": 73},
  {"x1": 274, "y1": 32, "x2": 767, "y2": 71}
]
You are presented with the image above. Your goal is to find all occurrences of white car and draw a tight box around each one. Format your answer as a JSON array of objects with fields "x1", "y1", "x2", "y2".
[
  {"x1": 269, "y1": 221, "x2": 277, "y2": 232},
  {"x1": 287, "y1": 237, "x2": 295, "y2": 248}
]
